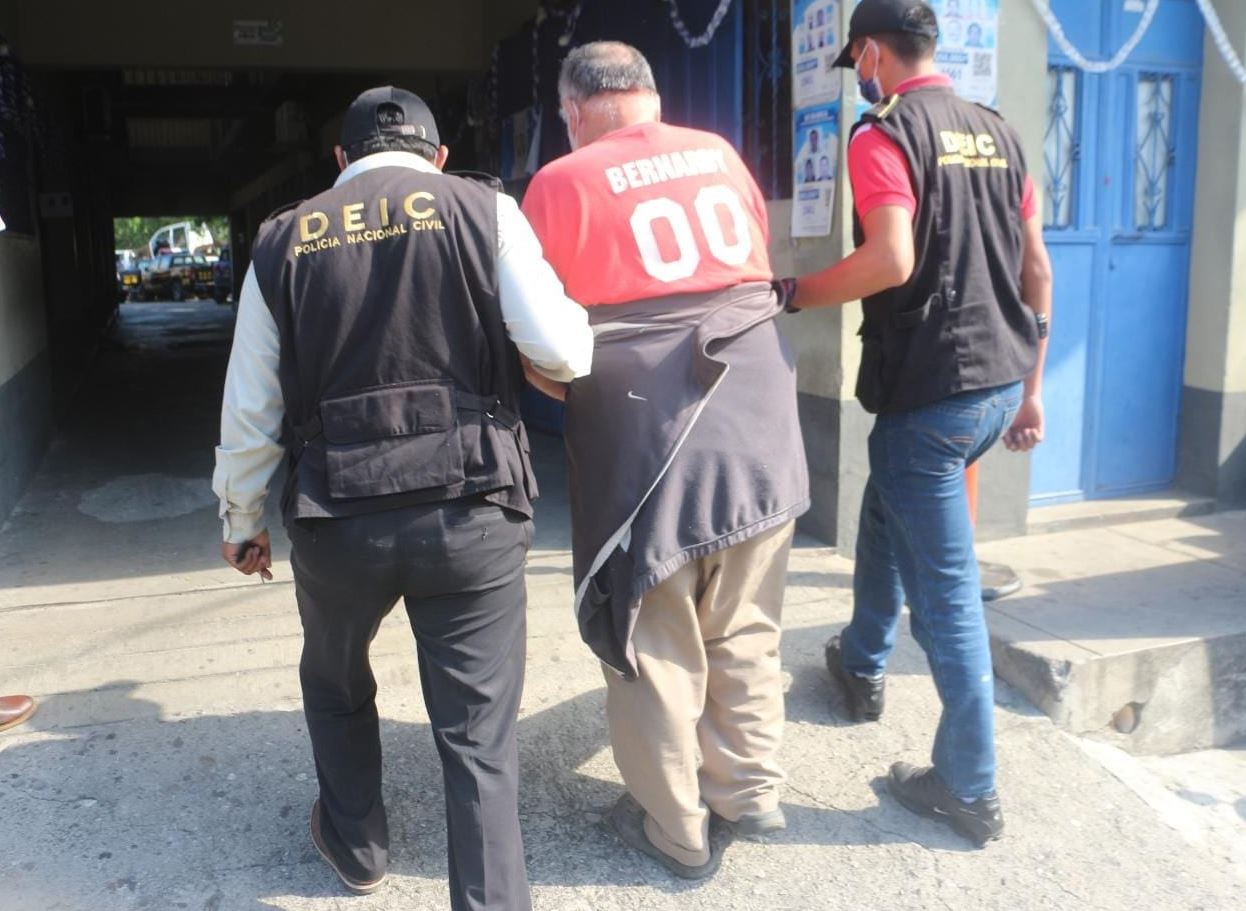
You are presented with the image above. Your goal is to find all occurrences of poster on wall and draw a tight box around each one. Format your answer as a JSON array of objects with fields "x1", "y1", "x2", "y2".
[
  {"x1": 792, "y1": 102, "x2": 839, "y2": 238},
  {"x1": 791, "y1": 0, "x2": 841, "y2": 238},
  {"x1": 792, "y1": 0, "x2": 843, "y2": 107},
  {"x1": 929, "y1": 0, "x2": 999, "y2": 106}
]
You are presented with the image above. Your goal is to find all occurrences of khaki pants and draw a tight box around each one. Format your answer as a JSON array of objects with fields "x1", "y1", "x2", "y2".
[{"x1": 604, "y1": 521, "x2": 794, "y2": 867}]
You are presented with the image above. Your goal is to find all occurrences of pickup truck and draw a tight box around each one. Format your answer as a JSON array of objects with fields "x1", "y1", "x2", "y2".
[{"x1": 142, "y1": 252, "x2": 214, "y2": 301}]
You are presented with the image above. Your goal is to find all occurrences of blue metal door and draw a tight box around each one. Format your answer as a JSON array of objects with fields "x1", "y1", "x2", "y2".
[{"x1": 1032, "y1": 1, "x2": 1204, "y2": 503}]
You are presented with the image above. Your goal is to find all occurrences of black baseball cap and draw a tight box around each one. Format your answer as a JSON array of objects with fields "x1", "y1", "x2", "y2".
[
  {"x1": 340, "y1": 85, "x2": 440, "y2": 149},
  {"x1": 831, "y1": 0, "x2": 940, "y2": 68}
]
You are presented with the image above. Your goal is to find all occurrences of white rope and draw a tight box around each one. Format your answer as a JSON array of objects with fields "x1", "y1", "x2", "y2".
[
  {"x1": 1194, "y1": 0, "x2": 1246, "y2": 86},
  {"x1": 1028, "y1": 0, "x2": 1160, "y2": 73},
  {"x1": 664, "y1": 0, "x2": 734, "y2": 49},
  {"x1": 550, "y1": 1, "x2": 583, "y2": 48}
]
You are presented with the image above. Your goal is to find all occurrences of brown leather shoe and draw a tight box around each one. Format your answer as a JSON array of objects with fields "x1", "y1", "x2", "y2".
[{"x1": 0, "y1": 695, "x2": 35, "y2": 733}]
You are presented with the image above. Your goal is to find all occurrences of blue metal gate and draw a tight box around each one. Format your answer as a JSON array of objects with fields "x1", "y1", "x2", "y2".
[{"x1": 1032, "y1": 0, "x2": 1204, "y2": 503}]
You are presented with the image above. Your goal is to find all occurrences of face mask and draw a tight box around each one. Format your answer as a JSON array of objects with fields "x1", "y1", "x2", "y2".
[{"x1": 856, "y1": 40, "x2": 884, "y2": 104}]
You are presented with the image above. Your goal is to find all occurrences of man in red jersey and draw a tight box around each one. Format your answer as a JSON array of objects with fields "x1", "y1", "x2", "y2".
[{"x1": 522, "y1": 42, "x2": 809, "y2": 880}]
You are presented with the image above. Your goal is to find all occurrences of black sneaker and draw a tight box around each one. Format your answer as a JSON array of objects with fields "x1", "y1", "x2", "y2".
[
  {"x1": 825, "y1": 635, "x2": 885, "y2": 722},
  {"x1": 980, "y1": 561, "x2": 1023, "y2": 602},
  {"x1": 887, "y1": 762, "x2": 1004, "y2": 846}
]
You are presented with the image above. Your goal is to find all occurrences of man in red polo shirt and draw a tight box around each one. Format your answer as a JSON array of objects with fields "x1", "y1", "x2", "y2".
[
  {"x1": 523, "y1": 41, "x2": 809, "y2": 880},
  {"x1": 849, "y1": 83, "x2": 1036, "y2": 249},
  {"x1": 789, "y1": 0, "x2": 1053, "y2": 846}
]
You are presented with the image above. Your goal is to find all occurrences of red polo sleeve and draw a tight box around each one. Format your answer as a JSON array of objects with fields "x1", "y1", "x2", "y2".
[
  {"x1": 847, "y1": 125, "x2": 917, "y2": 221},
  {"x1": 1021, "y1": 175, "x2": 1037, "y2": 221}
]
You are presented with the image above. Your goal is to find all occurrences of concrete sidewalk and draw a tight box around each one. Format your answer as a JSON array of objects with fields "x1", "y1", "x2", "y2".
[
  {"x1": 981, "y1": 510, "x2": 1246, "y2": 754},
  {"x1": 1, "y1": 303, "x2": 1244, "y2": 910}
]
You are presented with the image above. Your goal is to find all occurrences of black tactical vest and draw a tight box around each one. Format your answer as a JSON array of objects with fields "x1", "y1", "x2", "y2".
[
  {"x1": 251, "y1": 162, "x2": 537, "y2": 523},
  {"x1": 851, "y1": 86, "x2": 1038, "y2": 414}
]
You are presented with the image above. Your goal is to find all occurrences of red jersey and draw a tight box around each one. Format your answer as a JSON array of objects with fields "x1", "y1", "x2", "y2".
[{"x1": 522, "y1": 121, "x2": 773, "y2": 306}]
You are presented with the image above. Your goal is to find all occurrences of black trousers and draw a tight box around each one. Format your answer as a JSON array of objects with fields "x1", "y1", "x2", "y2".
[{"x1": 289, "y1": 497, "x2": 532, "y2": 911}]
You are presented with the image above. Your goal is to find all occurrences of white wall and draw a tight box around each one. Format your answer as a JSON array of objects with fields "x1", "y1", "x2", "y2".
[{"x1": 0, "y1": 228, "x2": 47, "y2": 388}]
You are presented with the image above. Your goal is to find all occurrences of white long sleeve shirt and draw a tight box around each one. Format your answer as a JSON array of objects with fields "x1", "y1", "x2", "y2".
[{"x1": 213, "y1": 151, "x2": 593, "y2": 543}]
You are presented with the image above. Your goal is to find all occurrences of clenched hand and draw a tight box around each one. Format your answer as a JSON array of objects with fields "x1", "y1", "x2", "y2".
[{"x1": 222, "y1": 531, "x2": 273, "y2": 581}]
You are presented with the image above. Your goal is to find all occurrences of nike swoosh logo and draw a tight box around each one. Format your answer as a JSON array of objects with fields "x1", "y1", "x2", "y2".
[{"x1": 627, "y1": 391, "x2": 648, "y2": 402}]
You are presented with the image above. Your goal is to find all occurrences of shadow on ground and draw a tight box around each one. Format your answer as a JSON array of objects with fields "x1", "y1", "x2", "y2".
[{"x1": 3, "y1": 669, "x2": 949, "y2": 910}]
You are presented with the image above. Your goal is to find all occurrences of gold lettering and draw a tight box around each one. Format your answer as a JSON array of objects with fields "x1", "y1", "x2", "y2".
[
  {"x1": 403, "y1": 191, "x2": 436, "y2": 220},
  {"x1": 342, "y1": 203, "x2": 365, "y2": 232},
  {"x1": 941, "y1": 131, "x2": 961, "y2": 154},
  {"x1": 380, "y1": 198, "x2": 391, "y2": 227},
  {"x1": 299, "y1": 212, "x2": 329, "y2": 242},
  {"x1": 975, "y1": 134, "x2": 997, "y2": 157}
]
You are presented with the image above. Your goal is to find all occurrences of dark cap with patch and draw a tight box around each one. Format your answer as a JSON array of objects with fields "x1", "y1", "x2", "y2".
[
  {"x1": 340, "y1": 85, "x2": 440, "y2": 149},
  {"x1": 831, "y1": 0, "x2": 940, "y2": 68}
]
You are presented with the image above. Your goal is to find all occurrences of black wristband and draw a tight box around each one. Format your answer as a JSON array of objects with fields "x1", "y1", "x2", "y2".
[{"x1": 774, "y1": 277, "x2": 799, "y2": 313}]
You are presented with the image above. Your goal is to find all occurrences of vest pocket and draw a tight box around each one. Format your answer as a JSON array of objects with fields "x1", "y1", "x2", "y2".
[
  {"x1": 856, "y1": 323, "x2": 887, "y2": 414},
  {"x1": 319, "y1": 380, "x2": 465, "y2": 500}
]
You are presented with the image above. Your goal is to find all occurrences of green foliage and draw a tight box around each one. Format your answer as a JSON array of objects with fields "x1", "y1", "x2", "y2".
[{"x1": 112, "y1": 215, "x2": 232, "y2": 254}]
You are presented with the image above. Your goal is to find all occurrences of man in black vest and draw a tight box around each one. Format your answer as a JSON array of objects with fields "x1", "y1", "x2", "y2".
[
  {"x1": 212, "y1": 86, "x2": 592, "y2": 908},
  {"x1": 788, "y1": 0, "x2": 1053, "y2": 845}
]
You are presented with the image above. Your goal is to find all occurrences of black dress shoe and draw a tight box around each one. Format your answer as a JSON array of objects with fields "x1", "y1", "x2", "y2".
[
  {"x1": 710, "y1": 807, "x2": 786, "y2": 840},
  {"x1": 609, "y1": 793, "x2": 727, "y2": 880},
  {"x1": 825, "y1": 635, "x2": 885, "y2": 722},
  {"x1": 310, "y1": 799, "x2": 387, "y2": 895},
  {"x1": 887, "y1": 762, "x2": 1004, "y2": 846}
]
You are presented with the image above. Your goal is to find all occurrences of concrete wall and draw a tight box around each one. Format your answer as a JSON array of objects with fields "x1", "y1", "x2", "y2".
[
  {"x1": 975, "y1": 0, "x2": 1047, "y2": 536},
  {"x1": 769, "y1": 0, "x2": 1048, "y2": 548},
  {"x1": 768, "y1": 197, "x2": 853, "y2": 544},
  {"x1": 0, "y1": 232, "x2": 52, "y2": 523},
  {"x1": 1180, "y1": 0, "x2": 1246, "y2": 508},
  {"x1": 9, "y1": 1, "x2": 537, "y2": 72},
  {"x1": 0, "y1": 5, "x2": 52, "y2": 522}
]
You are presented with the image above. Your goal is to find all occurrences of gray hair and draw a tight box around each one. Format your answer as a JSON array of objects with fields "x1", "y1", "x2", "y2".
[{"x1": 558, "y1": 41, "x2": 657, "y2": 101}]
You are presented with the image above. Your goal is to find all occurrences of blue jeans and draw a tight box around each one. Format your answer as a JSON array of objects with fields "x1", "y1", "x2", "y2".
[{"x1": 841, "y1": 382, "x2": 1023, "y2": 800}]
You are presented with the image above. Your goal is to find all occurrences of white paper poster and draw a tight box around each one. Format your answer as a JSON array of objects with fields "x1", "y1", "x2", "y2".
[
  {"x1": 791, "y1": 0, "x2": 842, "y2": 238},
  {"x1": 930, "y1": 0, "x2": 999, "y2": 106},
  {"x1": 792, "y1": 102, "x2": 840, "y2": 238},
  {"x1": 792, "y1": 0, "x2": 844, "y2": 107}
]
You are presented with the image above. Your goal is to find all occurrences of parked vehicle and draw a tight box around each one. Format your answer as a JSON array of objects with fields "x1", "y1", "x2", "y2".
[
  {"x1": 115, "y1": 251, "x2": 141, "y2": 302},
  {"x1": 212, "y1": 246, "x2": 232, "y2": 304},
  {"x1": 142, "y1": 252, "x2": 214, "y2": 301},
  {"x1": 126, "y1": 258, "x2": 157, "y2": 301},
  {"x1": 147, "y1": 221, "x2": 215, "y2": 259}
]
